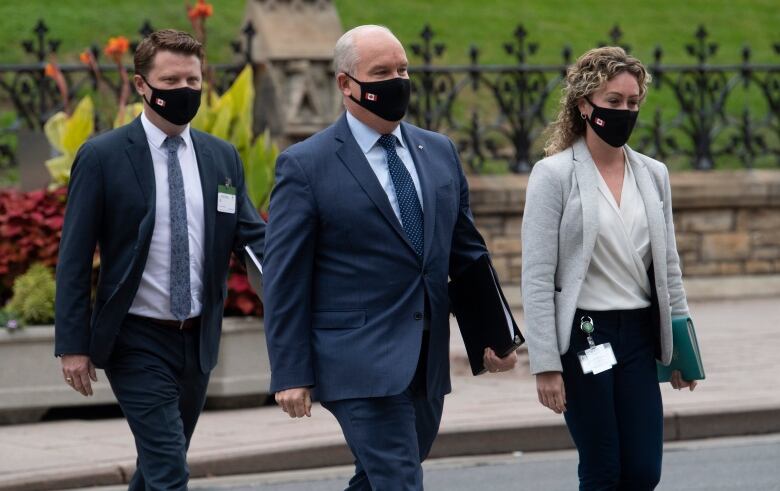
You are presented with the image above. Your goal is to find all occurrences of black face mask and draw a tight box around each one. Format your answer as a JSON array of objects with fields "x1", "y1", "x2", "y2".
[
  {"x1": 345, "y1": 73, "x2": 411, "y2": 122},
  {"x1": 141, "y1": 76, "x2": 202, "y2": 126},
  {"x1": 584, "y1": 97, "x2": 639, "y2": 148}
]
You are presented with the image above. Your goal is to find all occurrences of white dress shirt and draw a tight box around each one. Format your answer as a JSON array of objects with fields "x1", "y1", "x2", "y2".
[
  {"x1": 129, "y1": 112, "x2": 205, "y2": 320},
  {"x1": 577, "y1": 152, "x2": 652, "y2": 311},
  {"x1": 346, "y1": 111, "x2": 424, "y2": 223}
]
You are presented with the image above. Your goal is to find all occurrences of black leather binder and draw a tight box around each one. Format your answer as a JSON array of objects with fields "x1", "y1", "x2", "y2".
[{"x1": 448, "y1": 254, "x2": 524, "y2": 375}]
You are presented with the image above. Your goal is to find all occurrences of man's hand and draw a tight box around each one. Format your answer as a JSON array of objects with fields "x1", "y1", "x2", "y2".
[
  {"x1": 61, "y1": 355, "x2": 98, "y2": 397},
  {"x1": 670, "y1": 369, "x2": 698, "y2": 391},
  {"x1": 275, "y1": 387, "x2": 312, "y2": 418},
  {"x1": 536, "y1": 371, "x2": 566, "y2": 414},
  {"x1": 483, "y1": 347, "x2": 518, "y2": 373}
]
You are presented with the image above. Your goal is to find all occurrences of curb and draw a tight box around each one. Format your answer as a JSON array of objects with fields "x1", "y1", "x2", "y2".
[{"x1": 3, "y1": 405, "x2": 779, "y2": 491}]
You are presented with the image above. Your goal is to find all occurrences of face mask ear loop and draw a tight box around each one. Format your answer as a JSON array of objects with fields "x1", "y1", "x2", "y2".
[
  {"x1": 138, "y1": 74, "x2": 155, "y2": 107},
  {"x1": 343, "y1": 72, "x2": 363, "y2": 104}
]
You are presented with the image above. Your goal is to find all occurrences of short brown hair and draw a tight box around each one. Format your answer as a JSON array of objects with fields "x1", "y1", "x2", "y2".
[{"x1": 134, "y1": 29, "x2": 204, "y2": 78}]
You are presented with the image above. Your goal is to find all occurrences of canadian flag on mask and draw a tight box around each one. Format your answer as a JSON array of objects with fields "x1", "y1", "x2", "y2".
[
  {"x1": 365, "y1": 93, "x2": 378, "y2": 102},
  {"x1": 594, "y1": 117, "x2": 605, "y2": 127},
  {"x1": 155, "y1": 98, "x2": 166, "y2": 107}
]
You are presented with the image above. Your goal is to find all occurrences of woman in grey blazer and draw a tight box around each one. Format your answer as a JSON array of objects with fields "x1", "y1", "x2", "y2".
[{"x1": 522, "y1": 47, "x2": 698, "y2": 490}]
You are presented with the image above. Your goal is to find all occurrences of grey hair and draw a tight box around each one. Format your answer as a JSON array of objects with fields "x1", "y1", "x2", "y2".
[{"x1": 332, "y1": 25, "x2": 394, "y2": 75}]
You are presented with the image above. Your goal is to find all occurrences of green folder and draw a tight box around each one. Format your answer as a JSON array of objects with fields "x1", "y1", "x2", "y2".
[{"x1": 657, "y1": 316, "x2": 705, "y2": 382}]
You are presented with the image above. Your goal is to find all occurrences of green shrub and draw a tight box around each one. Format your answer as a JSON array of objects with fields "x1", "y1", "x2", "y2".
[
  {"x1": 6, "y1": 263, "x2": 56, "y2": 325},
  {"x1": 0, "y1": 308, "x2": 20, "y2": 329}
]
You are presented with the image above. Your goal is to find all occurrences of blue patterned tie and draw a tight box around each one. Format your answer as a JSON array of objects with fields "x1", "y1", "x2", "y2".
[
  {"x1": 163, "y1": 136, "x2": 191, "y2": 321},
  {"x1": 378, "y1": 134, "x2": 424, "y2": 257}
]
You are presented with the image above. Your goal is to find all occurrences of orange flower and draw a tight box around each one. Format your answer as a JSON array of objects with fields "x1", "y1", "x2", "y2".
[
  {"x1": 187, "y1": 0, "x2": 213, "y2": 20},
  {"x1": 44, "y1": 62, "x2": 57, "y2": 78},
  {"x1": 43, "y1": 60, "x2": 70, "y2": 113},
  {"x1": 104, "y1": 36, "x2": 130, "y2": 63}
]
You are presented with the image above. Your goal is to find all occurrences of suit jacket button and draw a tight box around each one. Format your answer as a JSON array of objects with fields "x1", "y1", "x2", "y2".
[{"x1": 414, "y1": 312, "x2": 423, "y2": 321}]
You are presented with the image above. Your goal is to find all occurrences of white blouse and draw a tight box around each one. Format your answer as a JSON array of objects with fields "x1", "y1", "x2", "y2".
[{"x1": 577, "y1": 154, "x2": 653, "y2": 311}]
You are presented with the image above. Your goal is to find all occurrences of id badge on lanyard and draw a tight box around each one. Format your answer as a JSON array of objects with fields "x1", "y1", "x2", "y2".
[{"x1": 577, "y1": 316, "x2": 617, "y2": 375}]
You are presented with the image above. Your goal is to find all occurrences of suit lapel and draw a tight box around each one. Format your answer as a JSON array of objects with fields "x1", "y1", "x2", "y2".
[
  {"x1": 401, "y1": 123, "x2": 436, "y2": 264},
  {"x1": 334, "y1": 114, "x2": 416, "y2": 254},
  {"x1": 191, "y1": 129, "x2": 217, "y2": 287},
  {"x1": 571, "y1": 139, "x2": 600, "y2": 262},
  {"x1": 125, "y1": 118, "x2": 156, "y2": 238},
  {"x1": 626, "y1": 146, "x2": 667, "y2": 280}
]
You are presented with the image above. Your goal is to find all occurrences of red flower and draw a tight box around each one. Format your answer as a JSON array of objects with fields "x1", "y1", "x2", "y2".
[
  {"x1": 187, "y1": 0, "x2": 213, "y2": 20},
  {"x1": 44, "y1": 62, "x2": 57, "y2": 78},
  {"x1": 0, "y1": 187, "x2": 68, "y2": 304},
  {"x1": 104, "y1": 36, "x2": 130, "y2": 64},
  {"x1": 224, "y1": 257, "x2": 263, "y2": 317}
]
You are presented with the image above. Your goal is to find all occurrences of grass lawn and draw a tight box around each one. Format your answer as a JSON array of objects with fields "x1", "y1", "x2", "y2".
[
  {"x1": 1, "y1": 0, "x2": 779, "y2": 172},
  {"x1": 1, "y1": 1, "x2": 778, "y2": 64}
]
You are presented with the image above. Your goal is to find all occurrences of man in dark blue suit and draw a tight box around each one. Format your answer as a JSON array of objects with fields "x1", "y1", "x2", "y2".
[
  {"x1": 263, "y1": 25, "x2": 516, "y2": 490},
  {"x1": 54, "y1": 30, "x2": 265, "y2": 490}
]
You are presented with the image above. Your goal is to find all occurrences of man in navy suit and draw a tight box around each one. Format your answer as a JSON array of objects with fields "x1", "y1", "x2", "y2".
[
  {"x1": 54, "y1": 30, "x2": 265, "y2": 490},
  {"x1": 263, "y1": 25, "x2": 516, "y2": 490}
]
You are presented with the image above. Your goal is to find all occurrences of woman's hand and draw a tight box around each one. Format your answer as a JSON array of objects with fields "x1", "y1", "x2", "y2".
[
  {"x1": 536, "y1": 371, "x2": 566, "y2": 414},
  {"x1": 670, "y1": 370, "x2": 697, "y2": 391}
]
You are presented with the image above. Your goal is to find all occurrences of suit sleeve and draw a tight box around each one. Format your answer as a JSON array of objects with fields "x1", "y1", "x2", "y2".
[
  {"x1": 521, "y1": 161, "x2": 564, "y2": 374},
  {"x1": 54, "y1": 142, "x2": 103, "y2": 356},
  {"x1": 446, "y1": 138, "x2": 489, "y2": 278},
  {"x1": 263, "y1": 151, "x2": 317, "y2": 392},
  {"x1": 661, "y1": 165, "x2": 690, "y2": 317},
  {"x1": 230, "y1": 146, "x2": 266, "y2": 260}
]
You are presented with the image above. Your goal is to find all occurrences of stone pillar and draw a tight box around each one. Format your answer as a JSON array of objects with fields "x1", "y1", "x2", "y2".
[{"x1": 243, "y1": 0, "x2": 344, "y2": 146}]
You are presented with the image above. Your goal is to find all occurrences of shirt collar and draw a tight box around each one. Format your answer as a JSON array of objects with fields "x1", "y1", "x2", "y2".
[
  {"x1": 345, "y1": 110, "x2": 406, "y2": 154},
  {"x1": 140, "y1": 110, "x2": 192, "y2": 150}
]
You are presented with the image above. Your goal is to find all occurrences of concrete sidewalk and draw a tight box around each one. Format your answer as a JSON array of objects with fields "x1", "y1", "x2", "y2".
[{"x1": 1, "y1": 297, "x2": 779, "y2": 491}]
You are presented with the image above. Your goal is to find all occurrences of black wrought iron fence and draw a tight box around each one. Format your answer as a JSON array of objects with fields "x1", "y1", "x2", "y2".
[
  {"x1": 407, "y1": 24, "x2": 780, "y2": 173},
  {"x1": 2, "y1": 21, "x2": 780, "y2": 174},
  {"x1": 0, "y1": 19, "x2": 254, "y2": 170}
]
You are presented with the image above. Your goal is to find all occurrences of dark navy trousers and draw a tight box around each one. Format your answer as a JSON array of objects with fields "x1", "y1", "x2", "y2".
[
  {"x1": 322, "y1": 332, "x2": 444, "y2": 491},
  {"x1": 104, "y1": 315, "x2": 210, "y2": 491},
  {"x1": 562, "y1": 307, "x2": 663, "y2": 491}
]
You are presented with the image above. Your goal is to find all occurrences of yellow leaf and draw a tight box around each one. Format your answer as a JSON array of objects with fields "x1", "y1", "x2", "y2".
[
  {"x1": 113, "y1": 102, "x2": 143, "y2": 128},
  {"x1": 245, "y1": 129, "x2": 278, "y2": 210},
  {"x1": 44, "y1": 155, "x2": 74, "y2": 186},
  {"x1": 43, "y1": 111, "x2": 68, "y2": 154},
  {"x1": 62, "y1": 96, "x2": 94, "y2": 155},
  {"x1": 223, "y1": 65, "x2": 254, "y2": 129},
  {"x1": 210, "y1": 91, "x2": 234, "y2": 140},
  {"x1": 191, "y1": 86, "x2": 220, "y2": 133}
]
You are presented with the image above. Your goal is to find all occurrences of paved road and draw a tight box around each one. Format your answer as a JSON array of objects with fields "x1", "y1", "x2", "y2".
[{"x1": 149, "y1": 434, "x2": 780, "y2": 491}]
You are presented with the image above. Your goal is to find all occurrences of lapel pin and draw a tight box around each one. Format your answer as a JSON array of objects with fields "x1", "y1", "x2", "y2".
[{"x1": 418, "y1": 145, "x2": 424, "y2": 150}]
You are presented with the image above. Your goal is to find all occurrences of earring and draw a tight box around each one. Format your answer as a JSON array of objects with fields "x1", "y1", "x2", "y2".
[{"x1": 581, "y1": 113, "x2": 587, "y2": 120}]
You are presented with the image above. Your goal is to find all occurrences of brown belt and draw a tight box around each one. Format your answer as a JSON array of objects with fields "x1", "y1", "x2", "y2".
[{"x1": 127, "y1": 314, "x2": 201, "y2": 330}]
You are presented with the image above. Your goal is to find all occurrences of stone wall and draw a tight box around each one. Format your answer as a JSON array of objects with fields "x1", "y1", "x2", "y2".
[{"x1": 468, "y1": 170, "x2": 780, "y2": 285}]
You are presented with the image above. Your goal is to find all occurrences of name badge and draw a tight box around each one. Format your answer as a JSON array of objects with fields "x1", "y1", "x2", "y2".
[
  {"x1": 577, "y1": 316, "x2": 617, "y2": 375},
  {"x1": 217, "y1": 184, "x2": 236, "y2": 214},
  {"x1": 578, "y1": 343, "x2": 617, "y2": 375}
]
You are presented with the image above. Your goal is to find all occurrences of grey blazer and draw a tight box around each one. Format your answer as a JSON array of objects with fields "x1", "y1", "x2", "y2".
[{"x1": 521, "y1": 138, "x2": 689, "y2": 375}]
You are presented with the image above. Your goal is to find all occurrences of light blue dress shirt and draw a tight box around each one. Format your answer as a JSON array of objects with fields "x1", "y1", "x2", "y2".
[{"x1": 346, "y1": 111, "x2": 424, "y2": 224}]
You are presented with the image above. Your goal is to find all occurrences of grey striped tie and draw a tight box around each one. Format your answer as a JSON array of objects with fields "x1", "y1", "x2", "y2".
[{"x1": 163, "y1": 136, "x2": 191, "y2": 321}]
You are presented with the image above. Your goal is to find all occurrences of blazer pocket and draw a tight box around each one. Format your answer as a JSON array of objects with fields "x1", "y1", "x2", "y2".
[{"x1": 312, "y1": 309, "x2": 366, "y2": 329}]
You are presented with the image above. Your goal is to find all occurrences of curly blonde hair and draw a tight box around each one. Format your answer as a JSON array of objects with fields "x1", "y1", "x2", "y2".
[{"x1": 543, "y1": 46, "x2": 651, "y2": 156}]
